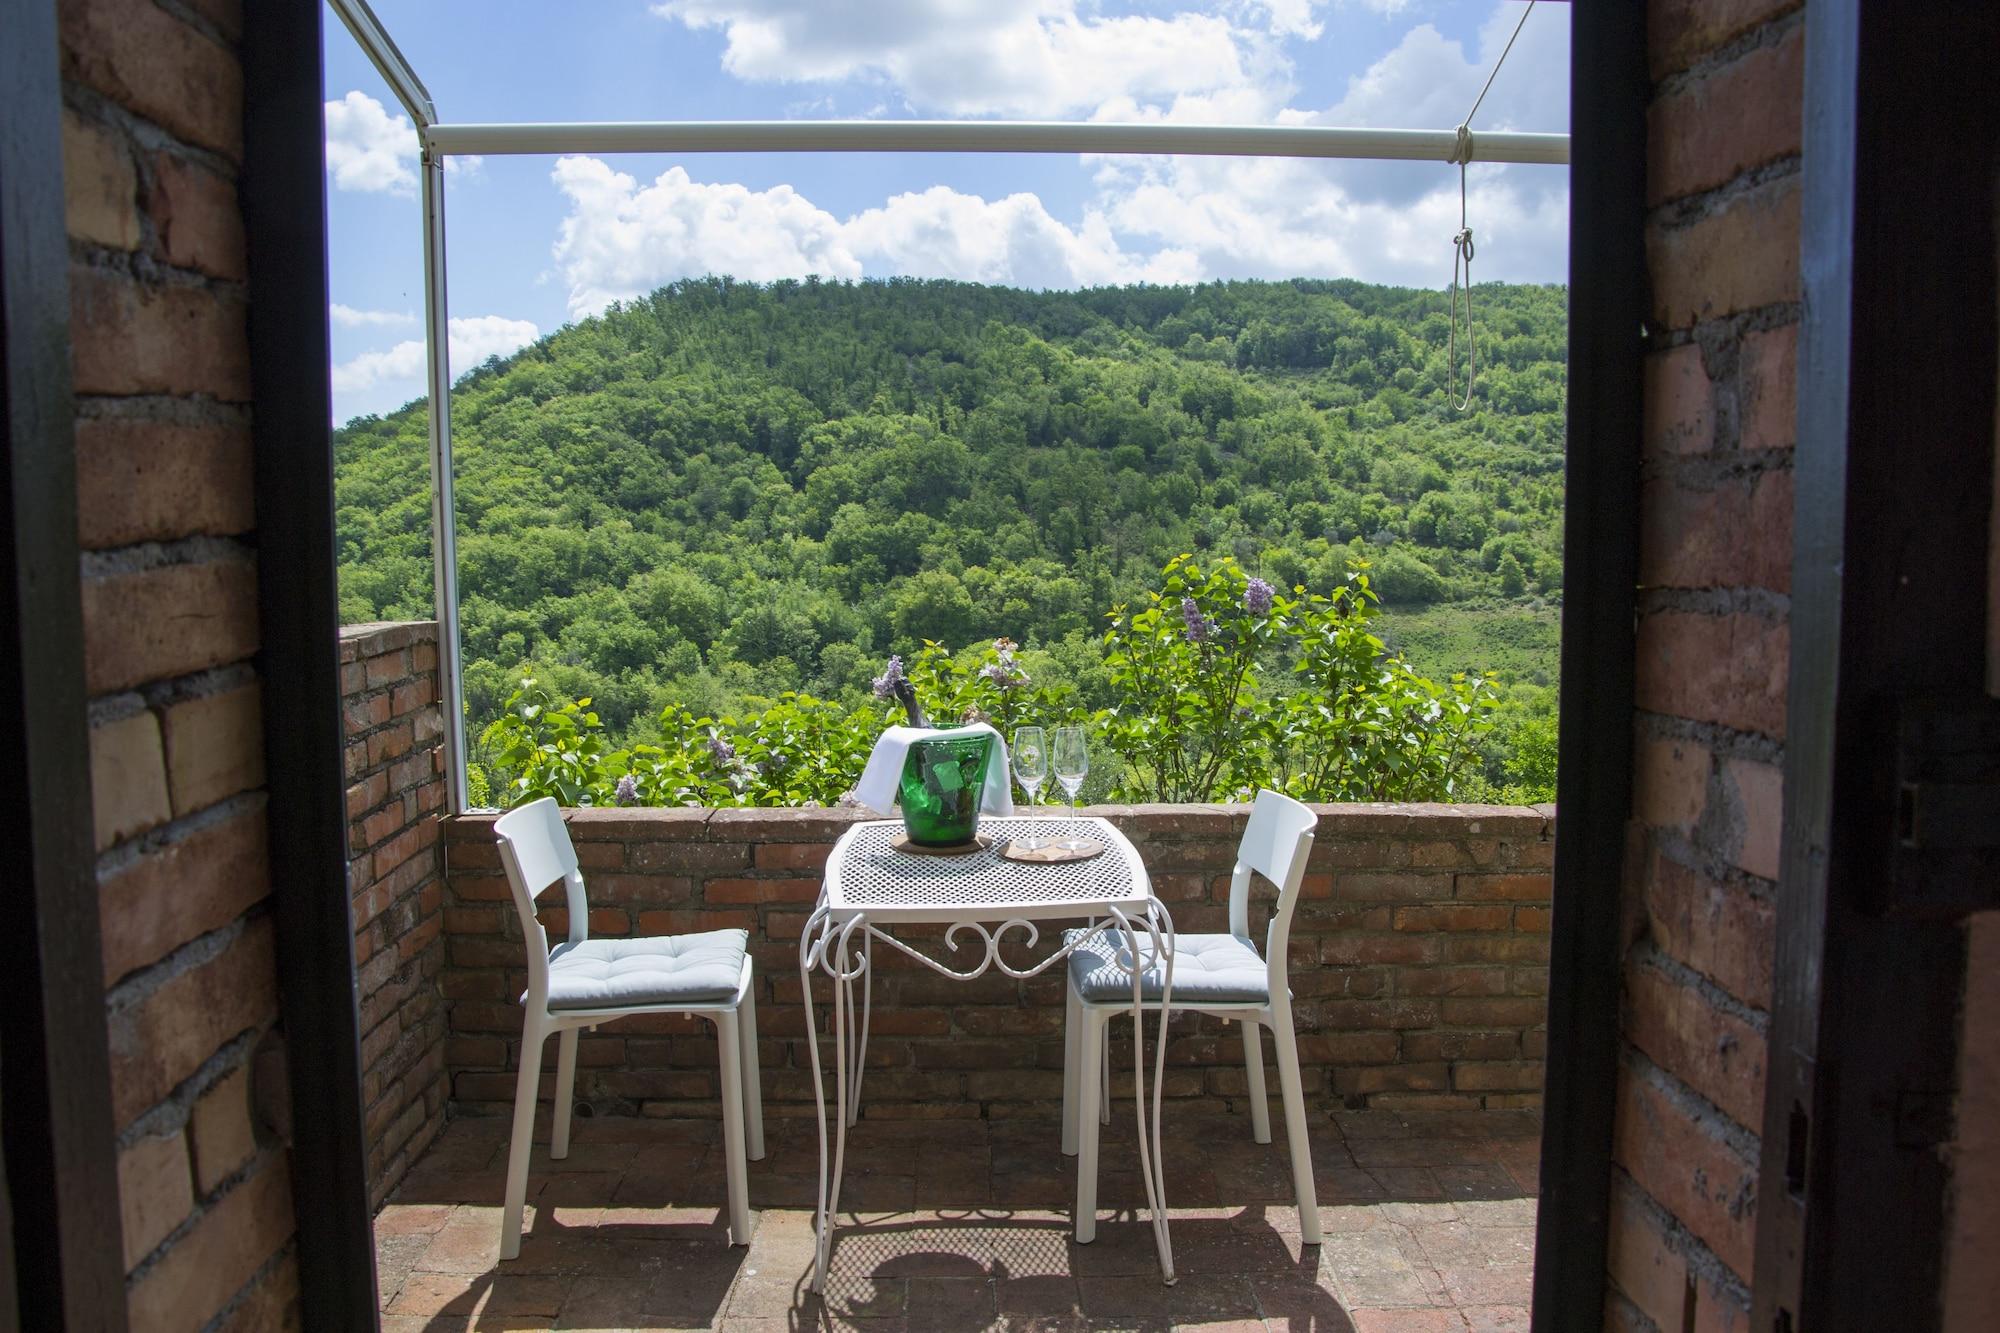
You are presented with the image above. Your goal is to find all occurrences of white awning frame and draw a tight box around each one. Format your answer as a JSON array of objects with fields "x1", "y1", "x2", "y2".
[{"x1": 328, "y1": 0, "x2": 1570, "y2": 815}]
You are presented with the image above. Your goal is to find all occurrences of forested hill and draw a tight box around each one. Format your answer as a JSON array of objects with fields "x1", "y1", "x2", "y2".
[{"x1": 335, "y1": 276, "x2": 1567, "y2": 738}]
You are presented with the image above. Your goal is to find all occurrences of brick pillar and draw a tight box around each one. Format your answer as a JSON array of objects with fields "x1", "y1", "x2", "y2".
[
  {"x1": 341, "y1": 621, "x2": 448, "y2": 1206},
  {"x1": 1609, "y1": 3, "x2": 1802, "y2": 1329},
  {"x1": 60, "y1": 0, "x2": 301, "y2": 1323}
]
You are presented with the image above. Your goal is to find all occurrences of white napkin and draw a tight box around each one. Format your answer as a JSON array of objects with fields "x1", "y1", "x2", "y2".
[{"x1": 852, "y1": 722, "x2": 1015, "y2": 818}]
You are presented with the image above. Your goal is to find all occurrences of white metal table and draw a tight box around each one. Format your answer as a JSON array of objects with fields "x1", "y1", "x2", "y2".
[{"x1": 798, "y1": 815, "x2": 1178, "y2": 1290}]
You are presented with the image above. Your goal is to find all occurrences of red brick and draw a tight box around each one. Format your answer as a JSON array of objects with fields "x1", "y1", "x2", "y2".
[
  {"x1": 752, "y1": 841, "x2": 833, "y2": 871},
  {"x1": 1648, "y1": 25, "x2": 1803, "y2": 204},
  {"x1": 1723, "y1": 758, "x2": 1782, "y2": 881},
  {"x1": 1636, "y1": 611, "x2": 1788, "y2": 740},
  {"x1": 1634, "y1": 733, "x2": 1709, "y2": 834},
  {"x1": 1607, "y1": 1177, "x2": 1752, "y2": 1333},
  {"x1": 91, "y1": 710, "x2": 171, "y2": 850},
  {"x1": 1452, "y1": 1060, "x2": 1544, "y2": 1092},
  {"x1": 76, "y1": 416, "x2": 253, "y2": 546},
  {"x1": 189, "y1": 1066, "x2": 256, "y2": 1195},
  {"x1": 1453, "y1": 873, "x2": 1550, "y2": 903},
  {"x1": 1740, "y1": 322, "x2": 1797, "y2": 452},
  {"x1": 83, "y1": 558, "x2": 259, "y2": 694},
  {"x1": 126, "y1": 1162, "x2": 294, "y2": 1333},
  {"x1": 634, "y1": 909, "x2": 756, "y2": 935},
  {"x1": 1643, "y1": 343, "x2": 1714, "y2": 457},
  {"x1": 1318, "y1": 933, "x2": 1440, "y2": 965},
  {"x1": 1402, "y1": 1031, "x2": 1518, "y2": 1062},
  {"x1": 62, "y1": 107, "x2": 140, "y2": 250},
  {"x1": 1515, "y1": 907, "x2": 1553, "y2": 933},
  {"x1": 99, "y1": 804, "x2": 268, "y2": 984},
  {"x1": 1613, "y1": 1068, "x2": 1758, "y2": 1280},
  {"x1": 1649, "y1": 0, "x2": 1801, "y2": 79},
  {"x1": 108, "y1": 917, "x2": 278, "y2": 1126},
  {"x1": 1640, "y1": 468, "x2": 1791, "y2": 594},
  {"x1": 1444, "y1": 935, "x2": 1550, "y2": 965},
  {"x1": 118, "y1": 1130, "x2": 192, "y2": 1269},
  {"x1": 1339, "y1": 1062, "x2": 1448, "y2": 1095},
  {"x1": 702, "y1": 876, "x2": 822, "y2": 904},
  {"x1": 68, "y1": 264, "x2": 250, "y2": 400},
  {"x1": 1336, "y1": 872, "x2": 1454, "y2": 902},
  {"x1": 1395, "y1": 967, "x2": 1509, "y2": 997},
  {"x1": 60, "y1": 0, "x2": 244, "y2": 159},
  {"x1": 161, "y1": 682, "x2": 263, "y2": 816},
  {"x1": 1648, "y1": 177, "x2": 1800, "y2": 329},
  {"x1": 1624, "y1": 959, "x2": 1766, "y2": 1130},
  {"x1": 1391, "y1": 905, "x2": 1511, "y2": 933},
  {"x1": 149, "y1": 151, "x2": 246, "y2": 280},
  {"x1": 1439, "y1": 997, "x2": 1546, "y2": 1028}
]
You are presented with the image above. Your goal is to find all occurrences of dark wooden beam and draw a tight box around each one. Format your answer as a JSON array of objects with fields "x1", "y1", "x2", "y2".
[
  {"x1": 0, "y1": 0, "x2": 132, "y2": 1326},
  {"x1": 240, "y1": 1, "x2": 379, "y2": 1323},
  {"x1": 1529, "y1": 4, "x2": 1646, "y2": 1329},
  {"x1": 1753, "y1": 1, "x2": 2000, "y2": 1328}
]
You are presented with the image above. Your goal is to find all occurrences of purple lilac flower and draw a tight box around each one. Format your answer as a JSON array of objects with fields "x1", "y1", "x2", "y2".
[
  {"x1": 979, "y1": 638, "x2": 1030, "y2": 691},
  {"x1": 871, "y1": 654, "x2": 907, "y2": 699},
  {"x1": 1180, "y1": 596, "x2": 1213, "y2": 644},
  {"x1": 612, "y1": 774, "x2": 640, "y2": 806},
  {"x1": 707, "y1": 733, "x2": 736, "y2": 764},
  {"x1": 1244, "y1": 577, "x2": 1275, "y2": 617}
]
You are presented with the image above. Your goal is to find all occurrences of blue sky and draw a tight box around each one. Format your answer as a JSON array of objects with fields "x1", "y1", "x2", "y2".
[{"x1": 324, "y1": 0, "x2": 1569, "y2": 423}]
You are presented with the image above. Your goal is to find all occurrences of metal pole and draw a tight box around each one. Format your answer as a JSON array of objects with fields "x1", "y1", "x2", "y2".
[
  {"x1": 421, "y1": 151, "x2": 468, "y2": 813},
  {"x1": 327, "y1": 0, "x2": 435, "y2": 127},
  {"x1": 422, "y1": 119, "x2": 1569, "y2": 165}
]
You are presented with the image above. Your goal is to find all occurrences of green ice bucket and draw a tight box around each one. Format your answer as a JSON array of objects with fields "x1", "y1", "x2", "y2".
[{"x1": 897, "y1": 733, "x2": 995, "y2": 847}]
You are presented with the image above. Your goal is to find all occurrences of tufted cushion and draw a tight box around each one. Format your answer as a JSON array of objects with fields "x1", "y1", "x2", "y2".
[
  {"x1": 537, "y1": 930, "x2": 749, "y2": 1011},
  {"x1": 1065, "y1": 928, "x2": 1271, "y2": 1006}
]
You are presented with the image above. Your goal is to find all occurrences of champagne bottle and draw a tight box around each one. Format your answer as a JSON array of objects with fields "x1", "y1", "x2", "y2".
[{"x1": 893, "y1": 678, "x2": 928, "y2": 729}]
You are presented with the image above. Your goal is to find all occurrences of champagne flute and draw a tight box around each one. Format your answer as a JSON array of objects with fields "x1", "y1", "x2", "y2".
[
  {"x1": 1052, "y1": 726, "x2": 1089, "y2": 812},
  {"x1": 1012, "y1": 726, "x2": 1048, "y2": 850}
]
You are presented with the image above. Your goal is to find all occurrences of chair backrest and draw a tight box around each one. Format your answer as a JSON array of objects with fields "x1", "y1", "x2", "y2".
[
  {"x1": 492, "y1": 797, "x2": 590, "y2": 1006},
  {"x1": 1225, "y1": 789, "x2": 1318, "y2": 995}
]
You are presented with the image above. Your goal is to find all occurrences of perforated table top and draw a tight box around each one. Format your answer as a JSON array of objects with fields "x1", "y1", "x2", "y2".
[{"x1": 822, "y1": 817, "x2": 1155, "y2": 923}]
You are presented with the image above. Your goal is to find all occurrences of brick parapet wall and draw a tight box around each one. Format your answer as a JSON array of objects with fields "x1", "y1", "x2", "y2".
[
  {"x1": 60, "y1": 0, "x2": 300, "y2": 1325},
  {"x1": 440, "y1": 803, "x2": 1553, "y2": 1122},
  {"x1": 341, "y1": 622, "x2": 448, "y2": 1207},
  {"x1": 1613, "y1": 2, "x2": 1803, "y2": 1329}
]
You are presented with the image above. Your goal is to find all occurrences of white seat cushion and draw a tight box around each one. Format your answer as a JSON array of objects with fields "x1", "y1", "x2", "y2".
[
  {"x1": 539, "y1": 930, "x2": 748, "y2": 1011},
  {"x1": 1065, "y1": 927, "x2": 1270, "y2": 1006}
]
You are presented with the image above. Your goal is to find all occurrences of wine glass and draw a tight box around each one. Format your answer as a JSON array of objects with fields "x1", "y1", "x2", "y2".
[
  {"x1": 1052, "y1": 726, "x2": 1089, "y2": 808},
  {"x1": 1012, "y1": 726, "x2": 1047, "y2": 850}
]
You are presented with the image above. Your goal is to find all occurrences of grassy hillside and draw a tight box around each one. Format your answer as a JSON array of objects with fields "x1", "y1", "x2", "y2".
[{"x1": 334, "y1": 276, "x2": 1566, "y2": 785}]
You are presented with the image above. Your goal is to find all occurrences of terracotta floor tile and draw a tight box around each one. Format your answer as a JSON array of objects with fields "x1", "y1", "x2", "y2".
[
  {"x1": 1246, "y1": 1273, "x2": 1354, "y2": 1330},
  {"x1": 1431, "y1": 1166, "x2": 1519, "y2": 1202},
  {"x1": 1459, "y1": 1304, "x2": 1531, "y2": 1332},
  {"x1": 1436, "y1": 1265, "x2": 1533, "y2": 1309},
  {"x1": 905, "y1": 1275, "x2": 997, "y2": 1328},
  {"x1": 997, "y1": 1273, "x2": 1082, "y2": 1317},
  {"x1": 1345, "y1": 1309, "x2": 1465, "y2": 1332},
  {"x1": 1076, "y1": 1273, "x2": 1171, "y2": 1318}
]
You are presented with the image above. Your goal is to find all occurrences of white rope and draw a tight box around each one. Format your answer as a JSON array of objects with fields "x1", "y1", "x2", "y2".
[{"x1": 1445, "y1": 0, "x2": 1535, "y2": 412}]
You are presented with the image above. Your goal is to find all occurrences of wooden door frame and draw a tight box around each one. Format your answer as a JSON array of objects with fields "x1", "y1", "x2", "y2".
[
  {"x1": 242, "y1": 1, "x2": 380, "y2": 1325},
  {"x1": 0, "y1": 0, "x2": 133, "y2": 1325},
  {"x1": 1752, "y1": 2, "x2": 1999, "y2": 1328},
  {"x1": 1530, "y1": 4, "x2": 1647, "y2": 1328}
]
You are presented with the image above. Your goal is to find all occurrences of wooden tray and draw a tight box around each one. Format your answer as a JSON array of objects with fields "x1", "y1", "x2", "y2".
[
  {"x1": 889, "y1": 833, "x2": 994, "y2": 857},
  {"x1": 998, "y1": 837, "x2": 1106, "y2": 864}
]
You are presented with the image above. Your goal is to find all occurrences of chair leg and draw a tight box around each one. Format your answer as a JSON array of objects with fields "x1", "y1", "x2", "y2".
[
  {"x1": 1271, "y1": 1014, "x2": 1322, "y2": 1245},
  {"x1": 1061, "y1": 981, "x2": 1081, "y2": 1156},
  {"x1": 551, "y1": 1027, "x2": 580, "y2": 1160},
  {"x1": 739, "y1": 978, "x2": 766, "y2": 1161},
  {"x1": 1099, "y1": 1027, "x2": 1111, "y2": 1125},
  {"x1": 1073, "y1": 1004, "x2": 1104, "y2": 1243},
  {"x1": 715, "y1": 1008, "x2": 753, "y2": 1245},
  {"x1": 500, "y1": 1022, "x2": 547, "y2": 1260},
  {"x1": 1242, "y1": 1017, "x2": 1271, "y2": 1145}
]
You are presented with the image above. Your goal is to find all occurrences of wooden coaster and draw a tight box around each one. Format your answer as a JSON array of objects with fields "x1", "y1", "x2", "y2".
[
  {"x1": 999, "y1": 837, "x2": 1106, "y2": 864},
  {"x1": 890, "y1": 833, "x2": 994, "y2": 857}
]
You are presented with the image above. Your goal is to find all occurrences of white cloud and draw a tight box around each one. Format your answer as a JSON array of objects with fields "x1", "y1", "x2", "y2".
[
  {"x1": 330, "y1": 303, "x2": 415, "y2": 329},
  {"x1": 331, "y1": 315, "x2": 540, "y2": 395},
  {"x1": 551, "y1": 1, "x2": 1569, "y2": 310},
  {"x1": 324, "y1": 90, "x2": 484, "y2": 196},
  {"x1": 651, "y1": 0, "x2": 1266, "y2": 118},
  {"x1": 550, "y1": 160, "x2": 1198, "y2": 318},
  {"x1": 325, "y1": 91, "x2": 419, "y2": 195}
]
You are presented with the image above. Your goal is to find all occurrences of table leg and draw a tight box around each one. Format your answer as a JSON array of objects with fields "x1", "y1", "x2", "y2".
[
  {"x1": 1117, "y1": 903, "x2": 1177, "y2": 1285},
  {"x1": 803, "y1": 912, "x2": 864, "y2": 1293}
]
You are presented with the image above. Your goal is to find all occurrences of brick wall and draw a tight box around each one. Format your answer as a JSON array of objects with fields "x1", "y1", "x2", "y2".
[
  {"x1": 341, "y1": 622, "x2": 449, "y2": 1206},
  {"x1": 1610, "y1": 3, "x2": 1802, "y2": 1330},
  {"x1": 60, "y1": 0, "x2": 302, "y2": 1325},
  {"x1": 439, "y1": 804, "x2": 1553, "y2": 1121}
]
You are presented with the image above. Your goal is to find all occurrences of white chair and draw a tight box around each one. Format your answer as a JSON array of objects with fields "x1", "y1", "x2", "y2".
[
  {"x1": 1061, "y1": 789, "x2": 1323, "y2": 1245},
  {"x1": 491, "y1": 797, "x2": 764, "y2": 1257}
]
